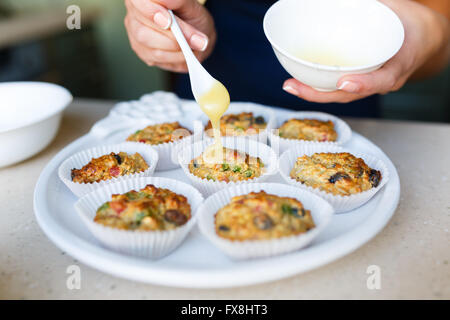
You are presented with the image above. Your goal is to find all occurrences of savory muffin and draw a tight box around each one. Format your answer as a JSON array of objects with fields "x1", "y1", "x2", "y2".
[
  {"x1": 205, "y1": 112, "x2": 267, "y2": 137},
  {"x1": 188, "y1": 147, "x2": 264, "y2": 182},
  {"x1": 290, "y1": 152, "x2": 382, "y2": 196},
  {"x1": 278, "y1": 119, "x2": 337, "y2": 142},
  {"x1": 126, "y1": 122, "x2": 191, "y2": 145},
  {"x1": 215, "y1": 191, "x2": 315, "y2": 241},
  {"x1": 94, "y1": 184, "x2": 191, "y2": 231},
  {"x1": 71, "y1": 152, "x2": 149, "y2": 184}
]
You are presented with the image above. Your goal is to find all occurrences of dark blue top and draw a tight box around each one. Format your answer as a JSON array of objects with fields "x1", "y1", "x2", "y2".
[{"x1": 174, "y1": 0, "x2": 380, "y2": 118}]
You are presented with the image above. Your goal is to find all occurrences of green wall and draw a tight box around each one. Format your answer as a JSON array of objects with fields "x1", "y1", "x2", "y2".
[
  {"x1": 1, "y1": 0, "x2": 167, "y2": 99},
  {"x1": 88, "y1": 0, "x2": 167, "y2": 99}
]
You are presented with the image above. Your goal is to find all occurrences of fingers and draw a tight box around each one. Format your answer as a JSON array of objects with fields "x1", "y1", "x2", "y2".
[
  {"x1": 175, "y1": 16, "x2": 209, "y2": 51},
  {"x1": 157, "y1": 49, "x2": 203, "y2": 71},
  {"x1": 126, "y1": 15, "x2": 179, "y2": 51},
  {"x1": 128, "y1": 0, "x2": 208, "y2": 51},
  {"x1": 128, "y1": 34, "x2": 188, "y2": 64},
  {"x1": 337, "y1": 56, "x2": 405, "y2": 95},
  {"x1": 128, "y1": 0, "x2": 172, "y2": 29},
  {"x1": 154, "y1": 0, "x2": 203, "y2": 19},
  {"x1": 124, "y1": 0, "x2": 210, "y2": 69},
  {"x1": 282, "y1": 51, "x2": 408, "y2": 103},
  {"x1": 283, "y1": 79, "x2": 369, "y2": 103},
  {"x1": 125, "y1": 0, "x2": 215, "y2": 71}
]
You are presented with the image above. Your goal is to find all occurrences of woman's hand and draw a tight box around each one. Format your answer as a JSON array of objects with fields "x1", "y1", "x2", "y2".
[
  {"x1": 282, "y1": 0, "x2": 450, "y2": 103},
  {"x1": 124, "y1": 0, "x2": 216, "y2": 72}
]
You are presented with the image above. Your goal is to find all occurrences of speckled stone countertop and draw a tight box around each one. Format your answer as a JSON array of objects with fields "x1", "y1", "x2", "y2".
[{"x1": 0, "y1": 99, "x2": 449, "y2": 299}]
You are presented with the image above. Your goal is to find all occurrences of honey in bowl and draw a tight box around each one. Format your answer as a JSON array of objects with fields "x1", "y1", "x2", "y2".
[
  {"x1": 293, "y1": 48, "x2": 365, "y2": 67},
  {"x1": 197, "y1": 80, "x2": 230, "y2": 164}
]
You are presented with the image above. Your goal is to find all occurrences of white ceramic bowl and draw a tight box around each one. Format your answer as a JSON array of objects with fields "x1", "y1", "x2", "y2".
[
  {"x1": 263, "y1": 0, "x2": 404, "y2": 91},
  {"x1": 0, "y1": 82, "x2": 72, "y2": 167}
]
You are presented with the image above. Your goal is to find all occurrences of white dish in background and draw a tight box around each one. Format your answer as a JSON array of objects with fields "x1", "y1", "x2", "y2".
[
  {"x1": 263, "y1": 0, "x2": 404, "y2": 91},
  {"x1": 33, "y1": 101, "x2": 400, "y2": 288},
  {"x1": 0, "y1": 82, "x2": 72, "y2": 168}
]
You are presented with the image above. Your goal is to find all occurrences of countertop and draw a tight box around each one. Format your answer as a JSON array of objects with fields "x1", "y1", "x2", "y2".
[{"x1": 0, "y1": 98, "x2": 449, "y2": 299}]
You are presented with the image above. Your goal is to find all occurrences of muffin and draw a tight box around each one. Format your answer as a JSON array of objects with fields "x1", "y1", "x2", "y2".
[
  {"x1": 94, "y1": 184, "x2": 191, "y2": 231},
  {"x1": 126, "y1": 122, "x2": 191, "y2": 145},
  {"x1": 71, "y1": 152, "x2": 149, "y2": 184},
  {"x1": 205, "y1": 112, "x2": 267, "y2": 137},
  {"x1": 188, "y1": 147, "x2": 264, "y2": 182},
  {"x1": 278, "y1": 119, "x2": 337, "y2": 142},
  {"x1": 215, "y1": 191, "x2": 315, "y2": 241},
  {"x1": 290, "y1": 152, "x2": 382, "y2": 196}
]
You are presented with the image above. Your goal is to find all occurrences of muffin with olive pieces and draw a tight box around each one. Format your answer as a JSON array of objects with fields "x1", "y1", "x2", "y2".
[
  {"x1": 290, "y1": 152, "x2": 382, "y2": 196},
  {"x1": 205, "y1": 112, "x2": 267, "y2": 137},
  {"x1": 94, "y1": 184, "x2": 191, "y2": 231},
  {"x1": 278, "y1": 119, "x2": 337, "y2": 142},
  {"x1": 215, "y1": 191, "x2": 315, "y2": 241},
  {"x1": 71, "y1": 152, "x2": 149, "y2": 184},
  {"x1": 127, "y1": 122, "x2": 191, "y2": 145},
  {"x1": 189, "y1": 147, "x2": 264, "y2": 182}
]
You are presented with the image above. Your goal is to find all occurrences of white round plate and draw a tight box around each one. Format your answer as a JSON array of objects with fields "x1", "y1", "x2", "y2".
[{"x1": 33, "y1": 106, "x2": 400, "y2": 288}]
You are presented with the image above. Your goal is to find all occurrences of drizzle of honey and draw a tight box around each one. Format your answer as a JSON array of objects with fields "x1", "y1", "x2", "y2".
[{"x1": 197, "y1": 80, "x2": 230, "y2": 163}]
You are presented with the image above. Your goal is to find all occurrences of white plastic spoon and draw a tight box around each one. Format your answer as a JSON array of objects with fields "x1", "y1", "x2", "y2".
[
  {"x1": 168, "y1": 10, "x2": 228, "y2": 101},
  {"x1": 168, "y1": 10, "x2": 229, "y2": 148}
]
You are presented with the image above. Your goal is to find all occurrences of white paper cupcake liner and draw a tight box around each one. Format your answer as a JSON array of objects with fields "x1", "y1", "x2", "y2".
[
  {"x1": 149, "y1": 134, "x2": 197, "y2": 171},
  {"x1": 196, "y1": 102, "x2": 276, "y2": 144},
  {"x1": 74, "y1": 176, "x2": 204, "y2": 259},
  {"x1": 269, "y1": 111, "x2": 352, "y2": 154},
  {"x1": 279, "y1": 143, "x2": 389, "y2": 213},
  {"x1": 197, "y1": 183, "x2": 334, "y2": 260},
  {"x1": 178, "y1": 137, "x2": 278, "y2": 197},
  {"x1": 58, "y1": 142, "x2": 159, "y2": 197},
  {"x1": 105, "y1": 118, "x2": 200, "y2": 171}
]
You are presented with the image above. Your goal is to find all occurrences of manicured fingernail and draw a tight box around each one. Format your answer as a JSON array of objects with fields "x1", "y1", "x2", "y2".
[
  {"x1": 338, "y1": 81, "x2": 360, "y2": 93},
  {"x1": 283, "y1": 84, "x2": 298, "y2": 95},
  {"x1": 154, "y1": 12, "x2": 171, "y2": 29},
  {"x1": 190, "y1": 34, "x2": 208, "y2": 51}
]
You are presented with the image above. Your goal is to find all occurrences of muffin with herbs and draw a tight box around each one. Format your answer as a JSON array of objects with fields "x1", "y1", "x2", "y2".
[
  {"x1": 126, "y1": 122, "x2": 192, "y2": 145},
  {"x1": 94, "y1": 184, "x2": 191, "y2": 231},
  {"x1": 71, "y1": 152, "x2": 149, "y2": 184},
  {"x1": 215, "y1": 191, "x2": 315, "y2": 241},
  {"x1": 205, "y1": 112, "x2": 267, "y2": 137},
  {"x1": 278, "y1": 119, "x2": 337, "y2": 142},
  {"x1": 290, "y1": 152, "x2": 382, "y2": 196},
  {"x1": 188, "y1": 147, "x2": 264, "y2": 182}
]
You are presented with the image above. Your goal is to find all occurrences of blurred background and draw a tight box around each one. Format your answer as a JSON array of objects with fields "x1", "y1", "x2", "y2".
[{"x1": 0, "y1": 0, "x2": 448, "y2": 122}]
